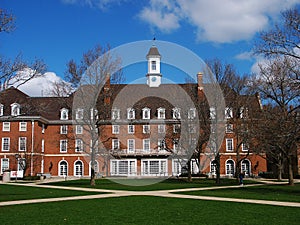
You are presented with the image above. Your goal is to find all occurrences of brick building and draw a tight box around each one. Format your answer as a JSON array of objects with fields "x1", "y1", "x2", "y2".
[{"x1": 0, "y1": 45, "x2": 267, "y2": 178}]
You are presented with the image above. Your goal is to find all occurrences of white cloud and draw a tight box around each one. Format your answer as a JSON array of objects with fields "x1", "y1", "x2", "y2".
[
  {"x1": 235, "y1": 51, "x2": 253, "y2": 61},
  {"x1": 61, "y1": 0, "x2": 126, "y2": 10},
  {"x1": 12, "y1": 72, "x2": 69, "y2": 97},
  {"x1": 138, "y1": 0, "x2": 300, "y2": 43}
]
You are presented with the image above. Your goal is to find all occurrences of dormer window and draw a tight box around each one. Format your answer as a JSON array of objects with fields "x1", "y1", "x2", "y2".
[
  {"x1": 127, "y1": 108, "x2": 135, "y2": 120},
  {"x1": 142, "y1": 108, "x2": 150, "y2": 119},
  {"x1": 210, "y1": 107, "x2": 216, "y2": 119},
  {"x1": 111, "y1": 109, "x2": 120, "y2": 120},
  {"x1": 240, "y1": 107, "x2": 248, "y2": 118},
  {"x1": 188, "y1": 108, "x2": 196, "y2": 119},
  {"x1": 157, "y1": 108, "x2": 165, "y2": 119},
  {"x1": 0, "y1": 104, "x2": 3, "y2": 116},
  {"x1": 172, "y1": 108, "x2": 181, "y2": 119},
  {"x1": 60, "y1": 108, "x2": 69, "y2": 120},
  {"x1": 76, "y1": 108, "x2": 84, "y2": 120},
  {"x1": 225, "y1": 107, "x2": 233, "y2": 119},
  {"x1": 91, "y1": 108, "x2": 98, "y2": 120},
  {"x1": 11, "y1": 103, "x2": 20, "y2": 116}
]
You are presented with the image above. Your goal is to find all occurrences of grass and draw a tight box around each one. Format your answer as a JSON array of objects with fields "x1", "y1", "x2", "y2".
[
  {"x1": 179, "y1": 183, "x2": 300, "y2": 202},
  {"x1": 46, "y1": 177, "x2": 258, "y2": 191},
  {"x1": 0, "y1": 196, "x2": 299, "y2": 225},
  {"x1": 0, "y1": 184, "x2": 101, "y2": 202}
]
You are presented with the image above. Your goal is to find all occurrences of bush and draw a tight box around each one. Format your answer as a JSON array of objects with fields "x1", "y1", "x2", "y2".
[
  {"x1": 23, "y1": 176, "x2": 41, "y2": 181},
  {"x1": 179, "y1": 173, "x2": 208, "y2": 178},
  {"x1": 258, "y1": 172, "x2": 277, "y2": 179}
]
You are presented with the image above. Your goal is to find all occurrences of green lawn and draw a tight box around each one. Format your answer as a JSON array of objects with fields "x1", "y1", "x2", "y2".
[
  {"x1": 179, "y1": 183, "x2": 300, "y2": 202},
  {"x1": 46, "y1": 178, "x2": 258, "y2": 191},
  {"x1": 0, "y1": 184, "x2": 101, "y2": 202},
  {"x1": 0, "y1": 196, "x2": 299, "y2": 225}
]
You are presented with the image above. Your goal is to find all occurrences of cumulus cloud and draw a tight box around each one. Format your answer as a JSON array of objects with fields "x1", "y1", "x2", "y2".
[
  {"x1": 11, "y1": 72, "x2": 71, "y2": 97},
  {"x1": 138, "y1": 0, "x2": 300, "y2": 43}
]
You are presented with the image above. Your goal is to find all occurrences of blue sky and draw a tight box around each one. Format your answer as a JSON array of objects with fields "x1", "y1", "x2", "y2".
[{"x1": 1, "y1": 0, "x2": 300, "y2": 95}]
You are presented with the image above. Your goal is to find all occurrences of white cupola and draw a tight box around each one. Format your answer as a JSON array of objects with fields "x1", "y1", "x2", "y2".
[{"x1": 146, "y1": 45, "x2": 162, "y2": 87}]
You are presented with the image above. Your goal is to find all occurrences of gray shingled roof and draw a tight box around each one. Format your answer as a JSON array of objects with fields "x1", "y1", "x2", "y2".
[{"x1": 146, "y1": 45, "x2": 161, "y2": 57}]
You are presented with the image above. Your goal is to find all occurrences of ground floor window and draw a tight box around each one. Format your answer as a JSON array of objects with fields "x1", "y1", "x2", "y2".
[
  {"x1": 89, "y1": 160, "x2": 99, "y2": 177},
  {"x1": 226, "y1": 159, "x2": 235, "y2": 176},
  {"x1": 59, "y1": 160, "x2": 68, "y2": 177},
  {"x1": 142, "y1": 159, "x2": 167, "y2": 176},
  {"x1": 1, "y1": 158, "x2": 9, "y2": 174},
  {"x1": 241, "y1": 159, "x2": 251, "y2": 176},
  {"x1": 110, "y1": 159, "x2": 136, "y2": 176},
  {"x1": 210, "y1": 160, "x2": 217, "y2": 176},
  {"x1": 74, "y1": 160, "x2": 83, "y2": 177}
]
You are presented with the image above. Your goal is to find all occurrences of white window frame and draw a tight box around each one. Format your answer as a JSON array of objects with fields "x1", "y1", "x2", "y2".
[
  {"x1": 0, "y1": 104, "x2": 3, "y2": 116},
  {"x1": 210, "y1": 107, "x2": 216, "y2": 119},
  {"x1": 60, "y1": 108, "x2": 69, "y2": 120},
  {"x1": 143, "y1": 125, "x2": 150, "y2": 134},
  {"x1": 41, "y1": 139, "x2": 45, "y2": 152},
  {"x1": 76, "y1": 108, "x2": 84, "y2": 120},
  {"x1": 127, "y1": 139, "x2": 135, "y2": 153},
  {"x1": 11, "y1": 103, "x2": 20, "y2": 116},
  {"x1": 226, "y1": 159, "x2": 235, "y2": 176},
  {"x1": 19, "y1": 137, "x2": 26, "y2": 151},
  {"x1": 143, "y1": 139, "x2": 150, "y2": 152},
  {"x1": 112, "y1": 125, "x2": 119, "y2": 134},
  {"x1": 1, "y1": 137, "x2": 10, "y2": 151},
  {"x1": 226, "y1": 124, "x2": 234, "y2": 133},
  {"x1": 58, "y1": 160, "x2": 68, "y2": 177},
  {"x1": 142, "y1": 108, "x2": 151, "y2": 119},
  {"x1": 127, "y1": 108, "x2": 135, "y2": 120},
  {"x1": 172, "y1": 108, "x2": 181, "y2": 119},
  {"x1": 173, "y1": 124, "x2": 180, "y2": 133},
  {"x1": 157, "y1": 108, "x2": 165, "y2": 119},
  {"x1": 240, "y1": 107, "x2": 248, "y2": 119},
  {"x1": 141, "y1": 159, "x2": 168, "y2": 176},
  {"x1": 225, "y1": 107, "x2": 233, "y2": 119},
  {"x1": 226, "y1": 138, "x2": 234, "y2": 152},
  {"x1": 1, "y1": 158, "x2": 9, "y2": 174},
  {"x1": 19, "y1": 122, "x2": 27, "y2": 132},
  {"x1": 210, "y1": 160, "x2": 217, "y2": 176},
  {"x1": 158, "y1": 139, "x2": 166, "y2": 151},
  {"x1": 76, "y1": 125, "x2": 83, "y2": 134},
  {"x1": 188, "y1": 108, "x2": 196, "y2": 119},
  {"x1": 241, "y1": 159, "x2": 251, "y2": 175},
  {"x1": 60, "y1": 125, "x2": 68, "y2": 134},
  {"x1": 242, "y1": 142, "x2": 249, "y2": 151},
  {"x1": 151, "y1": 60, "x2": 156, "y2": 71},
  {"x1": 128, "y1": 125, "x2": 135, "y2": 134},
  {"x1": 112, "y1": 139, "x2": 119, "y2": 150},
  {"x1": 75, "y1": 139, "x2": 83, "y2": 152},
  {"x1": 158, "y1": 124, "x2": 165, "y2": 133},
  {"x1": 173, "y1": 139, "x2": 179, "y2": 153},
  {"x1": 110, "y1": 159, "x2": 137, "y2": 176},
  {"x1": 74, "y1": 160, "x2": 83, "y2": 177},
  {"x1": 2, "y1": 122, "x2": 10, "y2": 132},
  {"x1": 111, "y1": 108, "x2": 120, "y2": 120},
  {"x1": 60, "y1": 139, "x2": 68, "y2": 152}
]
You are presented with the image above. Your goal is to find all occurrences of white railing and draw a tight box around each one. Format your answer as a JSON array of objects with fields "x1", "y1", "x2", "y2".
[{"x1": 110, "y1": 149, "x2": 171, "y2": 156}]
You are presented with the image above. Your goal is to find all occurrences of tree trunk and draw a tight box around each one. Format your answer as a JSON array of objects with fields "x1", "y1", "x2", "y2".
[
  {"x1": 90, "y1": 167, "x2": 95, "y2": 186},
  {"x1": 215, "y1": 154, "x2": 221, "y2": 184},
  {"x1": 277, "y1": 161, "x2": 283, "y2": 181},
  {"x1": 187, "y1": 159, "x2": 192, "y2": 182},
  {"x1": 287, "y1": 156, "x2": 294, "y2": 186}
]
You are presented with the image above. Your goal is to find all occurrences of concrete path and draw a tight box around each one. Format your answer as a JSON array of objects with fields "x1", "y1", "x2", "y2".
[{"x1": 1, "y1": 181, "x2": 300, "y2": 208}]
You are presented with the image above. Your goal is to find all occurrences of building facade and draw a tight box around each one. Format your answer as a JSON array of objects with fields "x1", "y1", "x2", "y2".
[{"x1": 0, "y1": 46, "x2": 267, "y2": 178}]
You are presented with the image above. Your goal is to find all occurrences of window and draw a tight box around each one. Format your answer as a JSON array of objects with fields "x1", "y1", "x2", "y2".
[
  {"x1": 11, "y1": 103, "x2": 20, "y2": 116},
  {"x1": 226, "y1": 160, "x2": 235, "y2": 176},
  {"x1": 143, "y1": 125, "x2": 150, "y2": 134},
  {"x1": 19, "y1": 122, "x2": 27, "y2": 131},
  {"x1": 41, "y1": 139, "x2": 44, "y2": 153},
  {"x1": 188, "y1": 108, "x2": 196, "y2": 119},
  {"x1": 90, "y1": 140, "x2": 99, "y2": 152},
  {"x1": 112, "y1": 139, "x2": 119, "y2": 150},
  {"x1": 158, "y1": 139, "x2": 166, "y2": 151},
  {"x1": 1, "y1": 158, "x2": 9, "y2": 174},
  {"x1": 158, "y1": 124, "x2": 165, "y2": 133},
  {"x1": 210, "y1": 107, "x2": 216, "y2": 119},
  {"x1": 172, "y1": 108, "x2": 181, "y2": 119},
  {"x1": 225, "y1": 107, "x2": 233, "y2": 119},
  {"x1": 110, "y1": 159, "x2": 136, "y2": 176},
  {"x1": 128, "y1": 125, "x2": 135, "y2": 134},
  {"x1": 240, "y1": 107, "x2": 249, "y2": 118},
  {"x1": 17, "y1": 158, "x2": 26, "y2": 171},
  {"x1": 210, "y1": 160, "x2": 217, "y2": 176},
  {"x1": 151, "y1": 61, "x2": 156, "y2": 70},
  {"x1": 60, "y1": 125, "x2": 68, "y2": 134},
  {"x1": 75, "y1": 139, "x2": 83, "y2": 152},
  {"x1": 2, "y1": 122, "x2": 10, "y2": 131},
  {"x1": 2, "y1": 138, "x2": 10, "y2": 151},
  {"x1": 112, "y1": 125, "x2": 119, "y2": 134},
  {"x1": 241, "y1": 159, "x2": 251, "y2": 176},
  {"x1": 127, "y1": 108, "x2": 135, "y2": 119},
  {"x1": 74, "y1": 160, "x2": 83, "y2": 177},
  {"x1": 226, "y1": 138, "x2": 234, "y2": 151},
  {"x1": 142, "y1": 159, "x2": 167, "y2": 176},
  {"x1": 59, "y1": 161, "x2": 68, "y2": 176},
  {"x1": 42, "y1": 124, "x2": 45, "y2": 134},
  {"x1": 60, "y1": 108, "x2": 69, "y2": 120},
  {"x1": 173, "y1": 124, "x2": 181, "y2": 133},
  {"x1": 173, "y1": 139, "x2": 179, "y2": 153},
  {"x1": 76, "y1": 108, "x2": 84, "y2": 120},
  {"x1": 19, "y1": 137, "x2": 26, "y2": 151},
  {"x1": 225, "y1": 124, "x2": 233, "y2": 133},
  {"x1": 143, "y1": 139, "x2": 150, "y2": 152},
  {"x1": 242, "y1": 142, "x2": 249, "y2": 151},
  {"x1": 60, "y1": 140, "x2": 68, "y2": 152},
  {"x1": 0, "y1": 104, "x2": 3, "y2": 116},
  {"x1": 111, "y1": 109, "x2": 120, "y2": 120},
  {"x1": 90, "y1": 108, "x2": 98, "y2": 120},
  {"x1": 127, "y1": 139, "x2": 135, "y2": 153},
  {"x1": 157, "y1": 108, "x2": 165, "y2": 119},
  {"x1": 142, "y1": 108, "x2": 150, "y2": 119},
  {"x1": 188, "y1": 124, "x2": 196, "y2": 133},
  {"x1": 76, "y1": 125, "x2": 83, "y2": 134}
]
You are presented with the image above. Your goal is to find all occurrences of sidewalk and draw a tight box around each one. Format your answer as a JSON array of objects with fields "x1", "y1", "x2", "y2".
[{"x1": 1, "y1": 181, "x2": 300, "y2": 208}]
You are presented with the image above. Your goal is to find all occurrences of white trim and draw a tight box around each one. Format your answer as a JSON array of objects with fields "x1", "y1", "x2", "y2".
[
  {"x1": 225, "y1": 159, "x2": 235, "y2": 176},
  {"x1": 58, "y1": 160, "x2": 68, "y2": 177},
  {"x1": 74, "y1": 160, "x2": 84, "y2": 177}
]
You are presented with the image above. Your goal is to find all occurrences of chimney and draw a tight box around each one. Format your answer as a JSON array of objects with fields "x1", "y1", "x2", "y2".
[{"x1": 197, "y1": 72, "x2": 203, "y2": 90}]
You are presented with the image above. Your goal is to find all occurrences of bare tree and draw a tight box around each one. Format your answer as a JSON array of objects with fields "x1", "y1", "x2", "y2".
[
  {"x1": 0, "y1": 8, "x2": 15, "y2": 33},
  {"x1": 254, "y1": 8, "x2": 300, "y2": 60},
  {"x1": 250, "y1": 56, "x2": 300, "y2": 185}
]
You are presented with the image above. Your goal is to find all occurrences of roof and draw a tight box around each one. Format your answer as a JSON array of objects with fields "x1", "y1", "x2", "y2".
[{"x1": 146, "y1": 45, "x2": 161, "y2": 58}]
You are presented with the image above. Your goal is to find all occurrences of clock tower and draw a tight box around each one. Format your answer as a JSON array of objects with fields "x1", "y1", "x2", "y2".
[{"x1": 146, "y1": 45, "x2": 162, "y2": 87}]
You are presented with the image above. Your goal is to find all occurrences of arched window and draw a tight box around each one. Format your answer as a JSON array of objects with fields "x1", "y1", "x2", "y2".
[
  {"x1": 226, "y1": 159, "x2": 235, "y2": 176},
  {"x1": 0, "y1": 104, "x2": 3, "y2": 116},
  {"x1": 11, "y1": 103, "x2": 20, "y2": 116},
  {"x1": 60, "y1": 108, "x2": 69, "y2": 120},
  {"x1": 241, "y1": 159, "x2": 251, "y2": 176},
  {"x1": 74, "y1": 160, "x2": 83, "y2": 177},
  {"x1": 59, "y1": 160, "x2": 68, "y2": 177},
  {"x1": 142, "y1": 107, "x2": 150, "y2": 119},
  {"x1": 89, "y1": 161, "x2": 99, "y2": 177}
]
